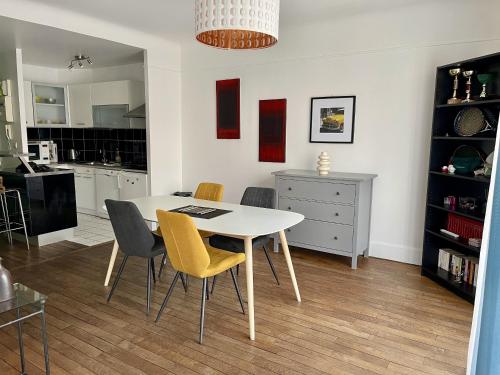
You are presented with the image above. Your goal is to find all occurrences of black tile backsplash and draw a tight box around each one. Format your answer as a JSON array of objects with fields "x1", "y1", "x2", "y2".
[{"x1": 27, "y1": 127, "x2": 147, "y2": 167}]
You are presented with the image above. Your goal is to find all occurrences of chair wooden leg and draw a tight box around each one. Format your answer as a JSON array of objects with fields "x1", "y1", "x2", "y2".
[
  {"x1": 229, "y1": 268, "x2": 245, "y2": 314},
  {"x1": 263, "y1": 245, "x2": 280, "y2": 285},
  {"x1": 151, "y1": 258, "x2": 156, "y2": 284},
  {"x1": 155, "y1": 272, "x2": 180, "y2": 322},
  {"x1": 199, "y1": 278, "x2": 208, "y2": 344},
  {"x1": 210, "y1": 275, "x2": 217, "y2": 294},
  {"x1": 107, "y1": 255, "x2": 128, "y2": 302},
  {"x1": 158, "y1": 254, "x2": 166, "y2": 279},
  {"x1": 147, "y1": 259, "x2": 152, "y2": 315}
]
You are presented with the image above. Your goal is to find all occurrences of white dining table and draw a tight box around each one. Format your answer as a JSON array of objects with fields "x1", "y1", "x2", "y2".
[{"x1": 103, "y1": 195, "x2": 304, "y2": 340}]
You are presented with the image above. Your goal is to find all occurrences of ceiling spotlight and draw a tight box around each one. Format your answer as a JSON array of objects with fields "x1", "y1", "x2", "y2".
[{"x1": 67, "y1": 54, "x2": 93, "y2": 70}]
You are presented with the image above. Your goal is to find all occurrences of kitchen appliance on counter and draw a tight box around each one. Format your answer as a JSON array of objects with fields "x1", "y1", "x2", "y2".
[
  {"x1": 67, "y1": 148, "x2": 79, "y2": 162},
  {"x1": 49, "y1": 141, "x2": 58, "y2": 163},
  {"x1": 27, "y1": 141, "x2": 50, "y2": 165}
]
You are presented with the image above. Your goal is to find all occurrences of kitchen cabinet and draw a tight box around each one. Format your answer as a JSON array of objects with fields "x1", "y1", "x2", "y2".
[
  {"x1": 95, "y1": 169, "x2": 120, "y2": 218},
  {"x1": 32, "y1": 83, "x2": 69, "y2": 127},
  {"x1": 74, "y1": 167, "x2": 96, "y2": 214},
  {"x1": 119, "y1": 172, "x2": 148, "y2": 200},
  {"x1": 91, "y1": 80, "x2": 144, "y2": 107},
  {"x1": 24, "y1": 81, "x2": 35, "y2": 127},
  {"x1": 68, "y1": 83, "x2": 93, "y2": 127}
]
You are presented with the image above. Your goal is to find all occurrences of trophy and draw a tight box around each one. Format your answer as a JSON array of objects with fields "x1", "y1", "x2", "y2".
[
  {"x1": 462, "y1": 70, "x2": 475, "y2": 103},
  {"x1": 477, "y1": 73, "x2": 493, "y2": 98},
  {"x1": 448, "y1": 68, "x2": 462, "y2": 104}
]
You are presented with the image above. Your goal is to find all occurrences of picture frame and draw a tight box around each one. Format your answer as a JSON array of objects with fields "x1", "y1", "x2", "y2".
[{"x1": 309, "y1": 96, "x2": 356, "y2": 143}]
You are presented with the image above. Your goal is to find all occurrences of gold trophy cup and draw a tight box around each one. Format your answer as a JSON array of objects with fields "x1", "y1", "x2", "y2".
[
  {"x1": 462, "y1": 70, "x2": 475, "y2": 103},
  {"x1": 448, "y1": 68, "x2": 462, "y2": 104}
]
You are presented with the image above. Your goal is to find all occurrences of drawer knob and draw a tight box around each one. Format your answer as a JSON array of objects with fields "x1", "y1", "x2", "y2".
[
  {"x1": 335, "y1": 212, "x2": 339, "y2": 216},
  {"x1": 288, "y1": 187, "x2": 292, "y2": 191},
  {"x1": 334, "y1": 236, "x2": 338, "y2": 240},
  {"x1": 287, "y1": 229, "x2": 291, "y2": 232},
  {"x1": 336, "y1": 192, "x2": 340, "y2": 196},
  {"x1": 287, "y1": 206, "x2": 291, "y2": 210}
]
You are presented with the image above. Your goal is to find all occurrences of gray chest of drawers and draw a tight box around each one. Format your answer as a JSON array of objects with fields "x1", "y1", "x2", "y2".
[{"x1": 272, "y1": 169, "x2": 377, "y2": 269}]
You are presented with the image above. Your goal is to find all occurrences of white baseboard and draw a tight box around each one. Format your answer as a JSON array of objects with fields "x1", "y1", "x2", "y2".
[{"x1": 369, "y1": 241, "x2": 422, "y2": 265}]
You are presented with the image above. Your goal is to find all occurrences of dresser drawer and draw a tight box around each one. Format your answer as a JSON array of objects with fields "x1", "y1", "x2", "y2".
[
  {"x1": 285, "y1": 219, "x2": 353, "y2": 252},
  {"x1": 279, "y1": 198, "x2": 355, "y2": 225},
  {"x1": 277, "y1": 178, "x2": 355, "y2": 204}
]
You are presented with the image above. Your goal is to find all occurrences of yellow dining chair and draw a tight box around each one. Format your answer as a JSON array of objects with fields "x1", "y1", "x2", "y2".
[
  {"x1": 155, "y1": 210, "x2": 245, "y2": 344},
  {"x1": 194, "y1": 182, "x2": 224, "y2": 238},
  {"x1": 156, "y1": 182, "x2": 225, "y2": 280}
]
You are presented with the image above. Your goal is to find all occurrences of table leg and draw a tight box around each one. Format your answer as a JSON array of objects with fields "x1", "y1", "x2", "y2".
[
  {"x1": 244, "y1": 236, "x2": 255, "y2": 340},
  {"x1": 104, "y1": 240, "x2": 119, "y2": 286},
  {"x1": 278, "y1": 230, "x2": 301, "y2": 302},
  {"x1": 40, "y1": 304, "x2": 50, "y2": 374},
  {"x1": 15, "y1": 308, "x2": 26, "y2": 375}
]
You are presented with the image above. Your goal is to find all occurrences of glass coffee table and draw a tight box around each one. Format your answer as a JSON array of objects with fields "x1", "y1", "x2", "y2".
[{"x1": 0, "y1": 283, "x2": 50, "y2": 374}]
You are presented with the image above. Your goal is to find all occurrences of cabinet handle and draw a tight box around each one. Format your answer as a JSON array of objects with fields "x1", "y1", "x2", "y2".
[
  {"x1": 333, "y1": 236, "x2": 338, "y2": 240},
  {"x1": 336, "y1": 192, "x2": 340, "y2": 196},
  {"x1": 335, "y1": 212, "x2": 339, "y2": 216},
  {"x1": 288, "y1": 187, "x2": 292, "y2": 191},
  {"x1": 287, "y1": 229, "x2": 291, "y2": 232},
  {"x1": 287, "y1": 206, "x2": 291, "y2": 210},
  {"x1": 76, "y1": 122, "x2": 85, "y2": 126}
]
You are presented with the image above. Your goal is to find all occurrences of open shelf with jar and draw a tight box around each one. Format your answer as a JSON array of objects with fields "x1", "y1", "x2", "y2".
[
  {"x1": 422, "y1": 52, "x2": 500, "y2": 303},
  {"x1": 32, "y1": 83, "x2": 69, "y2": 127}
]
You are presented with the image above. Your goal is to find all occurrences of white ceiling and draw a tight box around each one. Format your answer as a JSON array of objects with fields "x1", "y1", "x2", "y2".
[
  {"x1": 30, "y1": 0, "x2": 438, "y2": 43},
  {"x1": 0, "y1": 15, "x2": 143, "y2": 69}
]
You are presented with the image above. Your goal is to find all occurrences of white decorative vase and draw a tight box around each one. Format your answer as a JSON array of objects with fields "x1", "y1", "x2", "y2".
[{"x1": 317, "y1": 152, "x2": 331, "y2": 176}]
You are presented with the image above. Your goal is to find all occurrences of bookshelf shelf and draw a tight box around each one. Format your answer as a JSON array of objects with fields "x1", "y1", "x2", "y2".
[
  {"x1": 422, "y1": 267, "x2": 476, "y2": 303},
  {"x1": 424, "y1": 229, "x2": 480, "y2": 255},
  {"x1": 427, "y1": 203, "x2": 485, "y2": 222},
  {"x1": 422, "y1": 52, "x2": 500, "y2": 304}
]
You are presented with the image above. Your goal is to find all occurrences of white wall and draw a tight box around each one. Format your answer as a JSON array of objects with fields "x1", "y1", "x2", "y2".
[
  {"x1": 0, "y1": 48, "x2": 26, "y2": 157},
  {"x1": 0, "y1": 0, "x2": 182, "y2": 196},
  {"x1": 181, "y1": 0, "x2": 500, "y2": 264}
]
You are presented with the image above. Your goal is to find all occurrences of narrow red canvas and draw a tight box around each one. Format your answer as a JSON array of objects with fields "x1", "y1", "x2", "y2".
[
  {"x1": 216, "y1": 79, "x2": 240, "y2": 139},
  {"x1": 259, "y1": 99, "x2": 286, "y2": 162}
]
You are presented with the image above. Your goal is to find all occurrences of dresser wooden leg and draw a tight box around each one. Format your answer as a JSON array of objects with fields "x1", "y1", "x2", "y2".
[
  {"x1": 244, "y1": 236, "x2": 255, "y2": 340},
  {"x1": 278, "y1": 230, "x2": 301, "y2": 302},
  {"x1": 104, "y1": 240, "x2": 119, "y2": 286}
]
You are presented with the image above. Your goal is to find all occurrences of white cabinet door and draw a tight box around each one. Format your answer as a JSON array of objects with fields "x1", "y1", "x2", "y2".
[
  {"x1": 68, "y1": 83, "x2": 93, "y2": 127},
  {"x1": 119, "y1": 172, "x2": 148, "y2": 200},
  {"x1": 75, "y1": 173, "x2": 96, "y2": 213},
  {"x1": 96, "y1": 170, "x2": 120, "y2": 218},
  {"x1": 91, "y1": 81, "x2": 129, "y2": 105},
  {"x1": 24, "y1": 81, "x2": 35, "y2": 127}
]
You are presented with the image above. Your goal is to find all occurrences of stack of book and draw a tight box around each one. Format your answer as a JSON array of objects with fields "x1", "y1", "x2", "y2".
[{"x1": 438, "y1": 248, "x2": 479, "y2": 287}]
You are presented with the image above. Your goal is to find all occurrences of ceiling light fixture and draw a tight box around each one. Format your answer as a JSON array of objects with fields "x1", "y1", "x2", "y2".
[
  {"x1": 68, "y1": 54, "x2": 93, "y2": 70},
  {"x1": 195, "y1": 0, "x2": 280, "y2": 50}
]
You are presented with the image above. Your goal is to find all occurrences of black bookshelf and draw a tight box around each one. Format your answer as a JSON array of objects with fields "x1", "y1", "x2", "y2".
[{"x1": 422, "y1": 52, "x2": 500, "y2": 303}]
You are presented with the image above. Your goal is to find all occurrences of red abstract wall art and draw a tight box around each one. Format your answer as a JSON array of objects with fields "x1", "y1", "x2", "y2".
[
  {"x1": 216, "y1": 78, "x2": 240, "y2": 139},
  {"x1": 259, "y1": 99, "x2": 287, "y2": 163}
]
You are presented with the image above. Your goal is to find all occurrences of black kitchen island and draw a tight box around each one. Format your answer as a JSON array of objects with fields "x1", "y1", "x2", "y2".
[{"x1": 0, "y1": 169, "x2": 77, "y2": 237}]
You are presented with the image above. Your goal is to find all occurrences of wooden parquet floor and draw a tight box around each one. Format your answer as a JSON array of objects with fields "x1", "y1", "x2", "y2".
[{"x1": 0, "y1": 238, "x2": 472, "y2": 374}]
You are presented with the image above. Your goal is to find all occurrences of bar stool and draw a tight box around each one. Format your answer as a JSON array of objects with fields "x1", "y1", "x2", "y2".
[{"x1": 0, "y1": 189, "x2": 29, "y2": 250}]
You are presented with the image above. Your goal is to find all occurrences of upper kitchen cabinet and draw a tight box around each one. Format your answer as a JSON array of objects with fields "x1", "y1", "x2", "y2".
[
  {"x1": 91, "y1": 80, "x2": 144, "y2": 107},
  {"x1": 32, "y1": 83, "x2": 69, "y2": 127},
  {"x1": 24, "y1": 81, "x2": 35, "y2": 127},
  {"x1": 68, "y1": 83, "x2": 93, "y2": 128}
]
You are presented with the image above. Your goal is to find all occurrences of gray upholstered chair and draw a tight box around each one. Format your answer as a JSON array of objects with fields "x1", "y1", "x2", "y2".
[
  {"x1": 209, "y1": 187, "x2": 279, "y2": 289},
  {"x1": 105, "y1": 199, "x2": 167, "y2": 315}
]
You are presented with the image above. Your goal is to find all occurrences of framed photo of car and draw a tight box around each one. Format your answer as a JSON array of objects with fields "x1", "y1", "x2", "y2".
[{"x1": 309, "y1": 96, "x2": 356, "y2": 143}]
